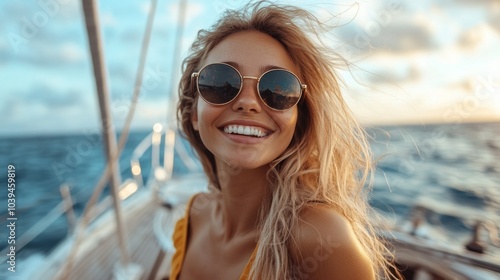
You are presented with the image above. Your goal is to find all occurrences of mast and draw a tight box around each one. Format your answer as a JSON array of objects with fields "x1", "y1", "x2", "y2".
[{"x1": 81, "y1": 0, "x2": 130, "y2": 265}]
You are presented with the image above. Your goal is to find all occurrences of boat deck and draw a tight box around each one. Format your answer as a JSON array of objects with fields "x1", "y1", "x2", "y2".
[{"x1": 36, "y1": 189, "x2": 173, "y2": 280}]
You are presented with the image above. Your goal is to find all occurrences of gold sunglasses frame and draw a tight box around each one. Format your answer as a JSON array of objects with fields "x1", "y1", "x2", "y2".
[{"x1": 191, "y1": 62, "x2": 307, "y2": 111}]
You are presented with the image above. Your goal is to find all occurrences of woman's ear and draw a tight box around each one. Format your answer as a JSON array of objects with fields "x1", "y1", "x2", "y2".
[{"x1": 191, "y1": 110, "x2": 199, "y2": 131}]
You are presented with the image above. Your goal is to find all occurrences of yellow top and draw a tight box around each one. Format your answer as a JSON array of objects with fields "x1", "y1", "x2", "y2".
[{"x1": 169, "y1": 194, "x2": 257, "y2": 280}]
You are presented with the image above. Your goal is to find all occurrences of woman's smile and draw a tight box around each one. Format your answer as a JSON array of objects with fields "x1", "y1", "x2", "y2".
[
  {"x1": 223, "y1": 125, "x2": 269, "y2": 138},
  {"x1": 217, "y1": 119, "x2": 274, "y2": 144}
]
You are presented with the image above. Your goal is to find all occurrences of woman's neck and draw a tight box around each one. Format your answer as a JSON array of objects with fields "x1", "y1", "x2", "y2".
[{"x1": 214, "y1": 162, "x2": 271, "y2": 241}]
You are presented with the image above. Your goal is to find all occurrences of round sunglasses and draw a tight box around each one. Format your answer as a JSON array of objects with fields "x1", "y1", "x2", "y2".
[{"x1": 191, "y1": 63, "x2": 306, "y2": 111}]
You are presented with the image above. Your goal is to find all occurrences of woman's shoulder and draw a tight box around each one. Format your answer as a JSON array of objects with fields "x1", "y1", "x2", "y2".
[
  {"x1": 293, "y1": 204, "x2": 354, "y2": 244},
  {"x1": 188, "y1": 192, "x2": 214, "y2": 214},
  {"x1": 187, "y1": 191, "x2": 219, "y2": 225},
  {"x1": 289, "y1": 204, "x2": 375, "y2": 279},
  {"x1": 291, "y1": 204, "x2": 356, "y2": 257}
]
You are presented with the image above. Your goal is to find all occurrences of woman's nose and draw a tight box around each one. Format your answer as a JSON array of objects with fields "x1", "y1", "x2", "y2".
[{"x1": 231, "y1": 77, "x2": 262, "y2": 113}]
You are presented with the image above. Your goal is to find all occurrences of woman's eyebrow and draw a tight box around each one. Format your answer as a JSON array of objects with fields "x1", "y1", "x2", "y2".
[
  {"x1": 221, "y1": 61, "x2": 286, "y2": 73},
  {"x1": 220, "y1": 61, "x2": 241, "y2": 69},
  {"x1": 260, "y1": 64, "x2": 286, "y2": 72}
]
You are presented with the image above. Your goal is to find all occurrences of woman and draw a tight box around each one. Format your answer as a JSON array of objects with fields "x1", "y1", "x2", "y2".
[{"x1": 171, "y1": 1, "x2": 399, "y2": 279}]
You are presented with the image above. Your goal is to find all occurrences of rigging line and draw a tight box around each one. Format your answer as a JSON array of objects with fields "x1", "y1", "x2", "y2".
[
  {"x1": 119, "y1": 0, "x2": 159, "y2": 152},
  {"x1": 166, "y1": 0, "x2": 188, "y2": 126},
  {"x1": 59, "y1": 0, "x2": 160, "y2": 278},
  {"x1": 161, "y1": 0, "x2": 188, "y2": 180}
]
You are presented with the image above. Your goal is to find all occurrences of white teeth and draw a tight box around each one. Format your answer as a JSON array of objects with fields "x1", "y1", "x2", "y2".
[{"x1": 223, "y1": 125, "x2": 268, "y2": 137}]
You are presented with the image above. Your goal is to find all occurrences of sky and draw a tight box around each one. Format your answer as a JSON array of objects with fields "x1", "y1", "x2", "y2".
[{"x1": 1, "y1": 0, "x2": 499, "y2": 137}]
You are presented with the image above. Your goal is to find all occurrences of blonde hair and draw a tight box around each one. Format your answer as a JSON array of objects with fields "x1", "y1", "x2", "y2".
[{"x1": 178, "y1": 1, "x2": 399, "y2": 279}]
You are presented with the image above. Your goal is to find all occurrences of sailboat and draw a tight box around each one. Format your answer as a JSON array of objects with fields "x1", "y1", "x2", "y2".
[{"x1": 5, "y1": 0, "x2": 500, "y2": 279}]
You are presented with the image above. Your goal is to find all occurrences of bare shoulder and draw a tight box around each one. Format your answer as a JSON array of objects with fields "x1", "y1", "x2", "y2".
[
  {"x1": 188, "y1": 192, "x2": 217, "y2": 220},
  {"x1": 289, "y1": 204, "x2": 375, "y2": 280}
]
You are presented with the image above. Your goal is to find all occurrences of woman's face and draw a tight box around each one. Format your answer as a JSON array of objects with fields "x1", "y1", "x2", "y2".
[{"x1": 192, "y1": 30, "x2": 300, "y2": 170}]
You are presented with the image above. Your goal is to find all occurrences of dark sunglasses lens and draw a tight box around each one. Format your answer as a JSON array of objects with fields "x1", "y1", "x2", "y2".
[
  {"x1": 259, "y1": 70, "x2": 302, "y2": 110},
  {"x1": 197, "y1": 64, "x2": 241, "y2": 104}
]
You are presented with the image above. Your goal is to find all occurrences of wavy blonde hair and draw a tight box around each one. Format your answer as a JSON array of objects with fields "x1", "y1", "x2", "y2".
[{"x1": 177, "y1": 1, "x2": 399, "y2": 279}]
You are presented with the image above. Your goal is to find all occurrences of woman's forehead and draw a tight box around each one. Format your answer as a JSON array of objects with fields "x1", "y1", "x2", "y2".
[{"x1": 203, "y1": 30, "x2": 299, "y2": 75}]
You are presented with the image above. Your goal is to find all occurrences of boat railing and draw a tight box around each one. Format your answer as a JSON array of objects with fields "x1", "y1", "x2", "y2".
[
  {"x1": 130, "y1": 123, "x2": 201, "y2": 187},
  {"x1": 0, "y1": 178, "x2": 139, "y2": 265},
  {"x1": 401, "y1": 204, "x2": 500, "y2": 257},
  {"x1": 0, "y1": 123, "x2": 182, "y2": 265}
]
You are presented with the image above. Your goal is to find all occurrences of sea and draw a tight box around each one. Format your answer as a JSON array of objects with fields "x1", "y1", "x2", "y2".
[{"x1": 0, "y1": 122, "x2": 499, "y2": 278}]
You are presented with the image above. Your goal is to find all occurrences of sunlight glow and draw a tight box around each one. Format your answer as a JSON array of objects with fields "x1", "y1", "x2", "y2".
[
  {"x1": 131, "y1": 163, "x2": 141, "y2": 176},
  {"x1": 119, "y1": 180, "x2": 138, "y2": 200},
  {"x1": 153, "y1": 123, "x2": 163, "y2": 133}
]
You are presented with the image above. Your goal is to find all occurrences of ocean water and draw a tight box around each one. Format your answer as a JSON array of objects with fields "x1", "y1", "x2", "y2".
[
  {"x1": 0, "y1": 122, "x2": 499, "y2": 276},
  {"x1": 368, "y1": 122, "x2": 500, "y2": 248}
]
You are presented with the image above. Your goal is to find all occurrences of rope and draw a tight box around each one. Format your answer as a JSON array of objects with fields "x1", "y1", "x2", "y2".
[
  {"x1": 59, "y1": 0, "x2": 159, "y2": 278},
  {"x1": 166, "y1": 0, "x2": 188, "y2": 125}
]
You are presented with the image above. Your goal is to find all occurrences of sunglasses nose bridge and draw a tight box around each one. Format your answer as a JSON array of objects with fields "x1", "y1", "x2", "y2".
[
  {"x1": 242, "y1": 75, "x2": 259, "y2": 81},
  {"x1": 239, "y1": 75, "x2": 261, "y2": 95},
  {"x1": 231, "y1": 75, "x2": 263, "y2": 112},
  {"x1": 240, "y1": 75, "x2": 260, "y2": 96}
]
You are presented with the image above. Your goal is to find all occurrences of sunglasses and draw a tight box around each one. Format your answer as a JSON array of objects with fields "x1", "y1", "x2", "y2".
[{"x1": 191, "y1": 63, "x2": 306, "y2": 111}]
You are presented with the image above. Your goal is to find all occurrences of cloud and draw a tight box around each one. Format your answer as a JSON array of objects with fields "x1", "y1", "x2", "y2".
[
  {"x1": 1, "y1": 0, "x2": 87, "y2": 66},
  {"x1": 1, "y1": 38, "x2": 86, "y2": 67},
  {"x1": 454, "y1": 0, "x2": 499, "y2": 6},
  {"x1": 119, "y1": 29, "x2": 142, "y2": 43},
  {"x1": 458, "y1": 24, "x2": 499, "y2": 50},
  {"x1": 334, "y1": 1, "x2": 497, "y2": 55},
  {"x1": 1, "y1": 81, "x2": 85, "y2": 118},
  {"x1": 100, "y1": 11, "x2": 120, "y2": 29},
  {"x1": 336, "y1": 13, "x2": 438, "y2": 55},
  {"x1": 19, "y1": 83, "x2": 84, "y2": 108},
  {"x1": 211, "y1": 0, "x2": 249, "y2": 13},
  {"x1": 1, "y1": 2, "x2": 36, "y2": 21},
  {"x1": 450, "y1": 0, "x2": 500, "y2": 33},
  {"x1": 2, "y1": 0, "x2": 80, "y2": 34},
  {"x1": 0, "y1": 80, "x2": 96, "y2": 136},
  {"x1": 165, "y1": 1, "x2": 203, "y2": 25},
  {"x1": 109, "y1": 63, "x2": 134, "y2": 84},
  {"x1": 364, "y1": 65, "x2": 420, "y2": 84},
  {"x1": 60, "y1": 42, "x2": 85, "y2": 62},
  {"x1": 371, "y1": 20, "x2": 437, "y2": 52},
  {"x1": 487, "y1": 2, "x2": 500, "y2": 33}
]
